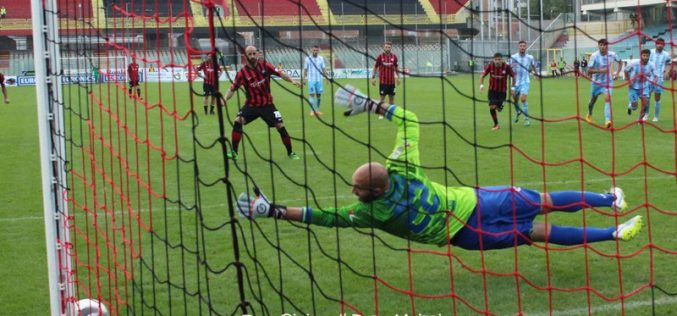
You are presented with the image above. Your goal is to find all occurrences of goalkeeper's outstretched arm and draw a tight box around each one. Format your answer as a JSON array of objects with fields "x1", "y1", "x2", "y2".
[{"x1": 235, "y1": 191, "x2": 370, "y2": 228}]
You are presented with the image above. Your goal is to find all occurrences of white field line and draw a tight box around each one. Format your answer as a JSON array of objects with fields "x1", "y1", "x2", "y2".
[
  {"x1": 528, "y1": 295, "x2": 677, "y2": 316},
  {"x1": 2, "y1": 175, "x2": 674, "y2": 222}
]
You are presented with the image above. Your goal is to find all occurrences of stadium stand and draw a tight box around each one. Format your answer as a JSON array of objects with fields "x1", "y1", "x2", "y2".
[
  {"x1": 235, "y1": 0, "x2": 322, "y2": 17},
  {"x1": 427, "y1": 0, "x2": 469, "y2": 15},
  {"x1": 1, "y1": 1, "x2": 36, "y2": 19},
  {"x1": 327, "y1": 0, "x2": 432, "y2": 25},
  {"x1": 0, "y1": 51, "x2": 9, "y2": 73},
  {"x1": 265, "y1": 43, "x2": 444, "y2": 74},
  {"x1": 104, "y1": 0, "x2": 188, "y2": 17},
  {"x1": 56, "y1": 0, "x2": 94, "y2": 19},
  {"x1": 327, "y1": 0, "x2": 425, "y2": 15}
]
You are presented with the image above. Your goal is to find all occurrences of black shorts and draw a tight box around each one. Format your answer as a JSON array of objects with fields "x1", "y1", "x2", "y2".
[
  {"x1": 488, "y1": 90, "x2": 506, "y2": 110},
  {"x1": 237, "y1": 105, "x2": 284, "y2": 127},
  {"x1": 203, "y1": 83, "x2": 216, "y2": 96},
  {"x1": 379, "y1": 83, "x2": 396, "y2": 96},
  {"x1": 129, "y1": 80, "x2": 139, "y2": 88}
]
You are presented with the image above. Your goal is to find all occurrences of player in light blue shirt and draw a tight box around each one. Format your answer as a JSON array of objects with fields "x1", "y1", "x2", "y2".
[
  {"x1": 303, "y1": 45, "x2": 328, "y2": 116},
  {"x1": 649, "y1": 38, "x2": 672, "y2": 122},
  {"x1": 586, "y1": 38, "x2": 622, "y2": 128},
  {"x1": 624, "y1": 49, "x2": 655, "y2": 122},
  {"x1": 509, "y1": 40, "x2": 539, "y2": 126}
]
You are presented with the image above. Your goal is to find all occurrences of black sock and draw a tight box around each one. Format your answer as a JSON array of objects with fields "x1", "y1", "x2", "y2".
[
  {"x1": 588, "y1": 103, "x2": 594, "y2": 116},
  {"x1": 490, "y1": 109, "x2": 498, "y2": 125},
  {"x1": 278, "y1": 127, "x2": 293, "y2": 155}
]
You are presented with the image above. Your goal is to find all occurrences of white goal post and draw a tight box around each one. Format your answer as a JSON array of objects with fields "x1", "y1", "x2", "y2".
[{"x1": 32, "y1": 0, "x2": 73, "y2": 315}]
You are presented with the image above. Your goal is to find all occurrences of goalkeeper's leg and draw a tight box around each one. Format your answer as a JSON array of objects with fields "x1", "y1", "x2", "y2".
[{"x1": 334, "y1": 84, "x2": 385, "y2": 116}]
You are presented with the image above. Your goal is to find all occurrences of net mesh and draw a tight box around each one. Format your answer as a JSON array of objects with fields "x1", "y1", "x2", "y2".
[{"x1": 34, "y1": 0, "x2": 677, "y2": 315}]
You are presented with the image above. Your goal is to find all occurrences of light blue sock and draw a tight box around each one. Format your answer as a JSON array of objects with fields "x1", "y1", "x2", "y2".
[
  {"x1": 316, "y1": 95, "x2": 321, "y2": 110},
  {"x1": 522, "y1": 101, "x2": 529, "y2": 117},
  {"x1": 309, "y1": 96, "x2": 316, "y2": 111},
  {"x1": 604, "y1": 102, "x2": 611, "y2": 121},
  {"x1": 655, "y1": 100, "x2": 661, "y2": 119},
  {"x1": 547, "y1": 225, "x2": 615, "y2": 245}
]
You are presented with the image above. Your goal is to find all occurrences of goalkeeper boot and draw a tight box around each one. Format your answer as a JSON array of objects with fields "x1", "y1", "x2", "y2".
[
  {"x1": 288, "y1": 152, "x2": 300, "y2": 160},
  {"x1": 226, "y1": 151, "x2": 238, "y2": 160},
  {"x1": 613, "y1": 215, "x2": 643, "y2": 241},
  {"x1": 610, "y1": 187, "x2": 627, "y2": 212}
]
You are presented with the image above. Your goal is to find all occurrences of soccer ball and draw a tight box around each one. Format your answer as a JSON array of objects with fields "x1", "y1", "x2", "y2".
[{"x1": 75, "y1": 298, "x2": 109, "y2": 316}]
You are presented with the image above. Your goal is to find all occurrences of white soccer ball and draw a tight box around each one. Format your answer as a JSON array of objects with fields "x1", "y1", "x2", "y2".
[{"x1": 75, "y1": 298, "x2": 109, "y2": 316}]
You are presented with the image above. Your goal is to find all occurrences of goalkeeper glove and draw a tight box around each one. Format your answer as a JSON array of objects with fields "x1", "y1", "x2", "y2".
[
  {"x1": 236, "y1": 189, "x2": 286, "y2": 219},
  {"x1": 334, "y1": 84, "x2": 382, "y2": 116}
]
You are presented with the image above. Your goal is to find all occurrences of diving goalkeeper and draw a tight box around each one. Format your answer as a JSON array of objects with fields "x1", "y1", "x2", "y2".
[{"x1": 236, "y1": 85, "x2": 642, "y2": 250}]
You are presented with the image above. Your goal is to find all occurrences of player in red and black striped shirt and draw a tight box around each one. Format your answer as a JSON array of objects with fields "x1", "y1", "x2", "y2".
[
  {"x1": 371, "y1": 41, "x2": 400, "y2": 118},
  {"x1": 198, "y1": 55, "x2": 222, "y2": 114},
  {"x1": 224, "y1": 45, "x2": 302, "y2": 160},
  {"x1": 127, "y1": 56, "x2": 141, "y2": 100},
  {"x1": 480, "y1": 53, "x2": 515, "y2": 130}
]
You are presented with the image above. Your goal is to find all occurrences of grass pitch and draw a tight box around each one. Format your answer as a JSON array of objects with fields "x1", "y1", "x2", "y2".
[{"x1": 1, "y1": 75, "x2": 675, "y2": 315}]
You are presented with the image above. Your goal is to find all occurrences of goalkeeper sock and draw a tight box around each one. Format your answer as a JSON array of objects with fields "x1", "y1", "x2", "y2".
[
  {"x1": 549, "y1": 191, "x2": 614, "y2": 212},
  {"x1": 231, "y1": 121, "x2": 243, "y2": 152},
  {"x1": 278, "y1": 127, "x2": 293, "y2": 155},
  {"x1": 547, "y1": 225, "x2": 615, "y2": 245},
  {"x1": 490, "y1": 109, "x2": 498, "y2": 126},
  {"x1": 655, "y1": 100, "x2": 661, "y2": 118}
]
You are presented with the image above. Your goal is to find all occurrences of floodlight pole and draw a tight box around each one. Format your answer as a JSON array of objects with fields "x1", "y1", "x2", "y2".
[{"x1": 33, "y1": 0, "x2": 72, "y2": 315}]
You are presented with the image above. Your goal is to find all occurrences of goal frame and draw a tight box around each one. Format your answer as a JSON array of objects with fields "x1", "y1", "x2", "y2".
[{"x1": 32, "y1": 0, "x2": 73, "y2": 315}]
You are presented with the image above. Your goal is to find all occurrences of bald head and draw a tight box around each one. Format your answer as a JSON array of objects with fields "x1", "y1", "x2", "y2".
[
  {"x1": 245, "y1": 45, "x2": 258, "y2": 66},
  {"x1": 351, "y1": 162, "x2": 389, "y2": 203}
]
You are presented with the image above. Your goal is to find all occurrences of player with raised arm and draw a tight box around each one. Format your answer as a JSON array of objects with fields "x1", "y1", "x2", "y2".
[
  {"x1": 649, "y1": 38, "x2": 672, "y2": 122},
  {"x1": 586, "y1": 39, "x2": 622, "y2": 128},
  {"x1": 198, "y1": 54, "x2": 222, "y2": 115},
  {"x1": 371, "y1": 41, "x2": 400, "y2": 119},
  {"x1": 127, "y1": 55, "x2": 141, "y2": 100},
  {"x1": 625, "y1": 49, "x2": 655, "y2": 122},
  {"x1": 303, "y1": 45, "x2": 328, "y2": 116},
  {"x1": 0, "y1": 72, "x2": 9, "y2": 104},
  {"x1": 235, "y1": 85, "x2": 642, "y2": 250},
  {"x1": 480, "y1": 53, "x2": 515, "y2": 131},
  {"x1": 224, "y1": 45, "x2": 302, "y2": 160},
  {"x1": 510, "y1": 41, "x2": 539, "y2": 126}
]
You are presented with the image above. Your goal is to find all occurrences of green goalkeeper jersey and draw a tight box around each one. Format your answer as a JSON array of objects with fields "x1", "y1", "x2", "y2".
[{"x1": 301, "y1": 105, "x2": 477, "y2": 246}]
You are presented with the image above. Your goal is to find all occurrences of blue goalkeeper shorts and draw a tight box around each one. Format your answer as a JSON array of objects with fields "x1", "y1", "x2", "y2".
[{"x1": 451, "y1": 186, "x2": 542, "y2": 250}]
